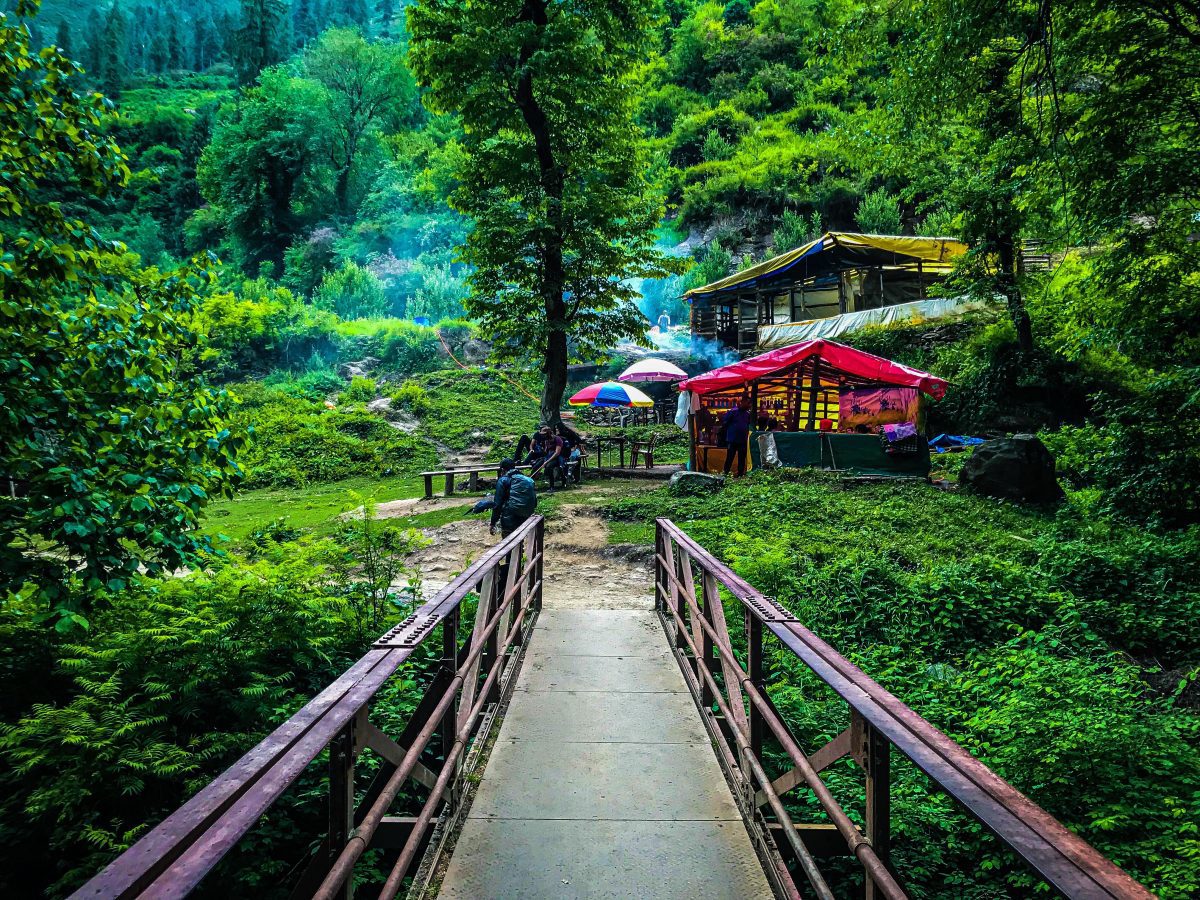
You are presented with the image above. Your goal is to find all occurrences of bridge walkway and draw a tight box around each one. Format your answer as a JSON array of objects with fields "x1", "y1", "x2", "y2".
[{"x1": 439, "y1": 532, "x2": 771, "y2": 897}]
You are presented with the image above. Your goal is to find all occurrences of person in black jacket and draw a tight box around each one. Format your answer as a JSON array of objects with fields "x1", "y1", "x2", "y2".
[
  {"x1": 490, "y1": 459, "x2": 538, "y2": 537},
  {"x1": 721, "y1": 398, "x2": 753, "y2": 476}
]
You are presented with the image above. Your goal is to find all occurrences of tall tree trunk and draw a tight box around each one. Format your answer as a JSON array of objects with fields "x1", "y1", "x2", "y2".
[
  {"x1": 515, "y1": 0, "x2": 568, "y2": 425},
  {"x1": 995, "y1": 232, "x2": 1034, "y2": 354}
]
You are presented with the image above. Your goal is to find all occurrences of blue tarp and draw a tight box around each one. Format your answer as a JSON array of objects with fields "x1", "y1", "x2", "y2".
[{"x1": 928, "y1": 434, "x2": 987, "y2": 454}]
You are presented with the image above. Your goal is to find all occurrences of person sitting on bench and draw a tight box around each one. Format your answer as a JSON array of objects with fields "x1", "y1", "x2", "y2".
[
  {"x1": 555, "y1": 422, "x2": 584, "y2": 485},
  {"x1": 531, "y1": 425, "x2": 567, "y2": 490}
]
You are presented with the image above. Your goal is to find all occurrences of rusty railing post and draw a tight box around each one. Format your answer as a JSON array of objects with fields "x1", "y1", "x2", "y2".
[
  {"x1": 654, "y1": 522, "x2": 665, "y2": 615},
  {"x1": 327, "y1": 716, "x2": 357, "y2": 900},
  {"x1": 864, "y1": 723, "x2": 892, "y2": 900},
  {"x1": 746, "y1": 609, "x2": 765, "y2": 761},
  {"x1": 535, "y1": 518, "x2": 544, "y2": 612},
  {"x1": 700, "y1": 572, "x2": 717, "y2": 708},
  {"x1": 483, "y1": 573, "x2": 501, "y2": 706},
  {"x1": 441, "y1": 606, "x2": 461, "y2": 804}
]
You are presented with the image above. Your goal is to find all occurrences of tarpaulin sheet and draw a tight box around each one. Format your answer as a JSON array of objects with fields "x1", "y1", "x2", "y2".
[
  {"x1": 757, "y1": 297, "x2": 987, "y2": 348},
  {"x1": 748, "y1": 431, "x2": 931, "y2": 476},
  {"x1": 684, "y1": 232, "x2": 968, "y2": 299},
  {"x1": 678, "y1": 339, "x2": 949, "y2": 399}
]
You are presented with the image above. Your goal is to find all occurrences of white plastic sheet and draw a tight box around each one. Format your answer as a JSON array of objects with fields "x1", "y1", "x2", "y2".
[{"x1": 757, "y1": 297, "x2": 988, "y2": 349}]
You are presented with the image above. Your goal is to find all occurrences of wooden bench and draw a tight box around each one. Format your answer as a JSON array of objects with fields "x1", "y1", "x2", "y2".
[{"x1": 420, "y1": 460, "x2": 582, "y2": 499}]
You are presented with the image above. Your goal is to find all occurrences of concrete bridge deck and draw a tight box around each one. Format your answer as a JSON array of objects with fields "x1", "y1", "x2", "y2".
[{"x1": 439, "y1": 582, "x2": 771, "y2": 897}]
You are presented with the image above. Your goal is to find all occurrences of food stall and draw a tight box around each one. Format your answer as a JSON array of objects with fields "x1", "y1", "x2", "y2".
[{"x1": 677, "y1": 339, "x2": 949, "y2": 477}]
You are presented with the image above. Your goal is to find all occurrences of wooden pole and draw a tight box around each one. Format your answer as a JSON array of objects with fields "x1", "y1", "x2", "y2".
[
  {"x1": 806, "y1": 358, "x2": 822, "y2": 431},
  {"x1": 687, "y1": 407, "x2": 697, "y2": 471}
]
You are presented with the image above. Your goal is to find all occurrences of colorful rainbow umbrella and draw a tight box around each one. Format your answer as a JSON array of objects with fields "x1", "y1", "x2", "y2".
[
  {"x1": 617, "y1": 358, "x2": 688, "y2": 383},
  {"x1": 568, "y1": 381, "x2": 655, "y2": 408}
]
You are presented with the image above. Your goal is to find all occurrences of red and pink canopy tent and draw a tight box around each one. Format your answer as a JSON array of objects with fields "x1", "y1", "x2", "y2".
[{"x1": 679, "y1": 339, "x2": 948, "y2": 400}]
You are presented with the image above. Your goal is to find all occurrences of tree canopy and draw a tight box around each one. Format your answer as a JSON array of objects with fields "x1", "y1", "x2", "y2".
[
  {"x1": 0, "y1": 0, "x2": 244, "y2": 628},
  {"x1": 409, "y1": 0, "x2": 685, "y2": 422}
]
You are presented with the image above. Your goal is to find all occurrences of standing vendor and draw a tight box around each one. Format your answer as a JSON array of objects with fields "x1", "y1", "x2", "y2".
[
  {"x1": 490, "y1": 459, "x2": 538, "y2": 537},
  {"x1": 721, "y1": 398, "x2": 752, "y2": 477}
]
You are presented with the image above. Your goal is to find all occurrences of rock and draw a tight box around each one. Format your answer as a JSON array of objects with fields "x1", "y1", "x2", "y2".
[
  {"x1": 338, "y1": 356, "x2": 380, "y2": 379},
  {"x1": 460, "y1": 339, "x2": 492, "y2": 364},
  {"x1": 668, "y1": 471, "x2": 726, "y2": 496},
  {"x1": 959, "y1": 434, "x2": 1064, "y2": 503},
  {"x1": 366, "y1": 397, "x2": 393, "y2": 414}
]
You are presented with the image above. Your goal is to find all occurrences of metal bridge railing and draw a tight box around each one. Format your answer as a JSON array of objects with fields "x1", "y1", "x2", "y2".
[
  {"x1": 654, "y1": 518, "x2": 1153, "y2": 900},
  {"x1": 74, "y1": 515, "x2": 545, "y2": 900}
]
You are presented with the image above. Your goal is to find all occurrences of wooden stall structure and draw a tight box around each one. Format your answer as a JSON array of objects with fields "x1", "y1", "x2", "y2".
[
  {"x1": 679, "y1": 339, "x2": 949, "y2": 477},
  {"x1": 687, "y1": 232, "x2": 967, "y2": 354}
]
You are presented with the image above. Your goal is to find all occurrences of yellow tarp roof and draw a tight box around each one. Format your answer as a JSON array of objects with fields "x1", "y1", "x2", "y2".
[{"x1": 684, "y1": 232, "x2": 968, "y2": 299}]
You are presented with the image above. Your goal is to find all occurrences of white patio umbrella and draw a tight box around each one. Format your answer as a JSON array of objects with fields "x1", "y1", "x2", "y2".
[{"x1": 617, "y1": 358, "x2": 688, "y2": 383}]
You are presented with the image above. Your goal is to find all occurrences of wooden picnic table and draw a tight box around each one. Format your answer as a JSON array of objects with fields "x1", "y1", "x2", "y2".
[{"x1": 594, "y1": 434, "x2": 628, "y2": 469}]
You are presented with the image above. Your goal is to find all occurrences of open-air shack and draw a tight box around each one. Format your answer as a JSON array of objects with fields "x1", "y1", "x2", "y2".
[{"x1": 677, "y1": 338, "x2": 950, "y2": 478}]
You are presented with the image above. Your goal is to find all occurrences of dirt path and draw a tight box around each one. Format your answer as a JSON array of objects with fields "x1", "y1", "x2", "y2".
[{"x1": 401, "y1": 484, "x2": 657, "y2": 603}]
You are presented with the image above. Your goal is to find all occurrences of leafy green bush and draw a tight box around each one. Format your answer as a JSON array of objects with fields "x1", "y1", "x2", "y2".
[
  {"x1": 343, "y1": 376, "x2": 377, "y2": 404},
  {"x1": 855, "y1": 187, "x2": 902, "y2": 234},
  {"x1": 198, "y1": 278, "x2": 342, "y2": 379},
  {"x1": 0, "y1": 550, "x2": 373, "y2": 896},
  {"x1": 337, "y1": 319, "x2": 446, "y2": 374},
  {"x1": 313, "y1": 261, "x2": 390, "y2": 320},
  {"x1": 1043, "y1": 370, "x2": 1200, "y2": 528},
  {"x1": 392, "y1": 380, "x2": 432, "y2": 417}
]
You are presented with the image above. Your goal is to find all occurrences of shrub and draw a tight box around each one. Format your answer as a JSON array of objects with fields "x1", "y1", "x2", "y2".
[
  {"x1": 337, "y1": 319, "x2": 446, "y2": 374},
  {"x1": 0, "y1": 552, "x2": 373, "y2": 896},
  {"x1": 313, "y1": 261, "x2": 390, "y2": 320},
  {"x1": 855, "y1": 187, "x2": 902, "y2": 234},
  {"x1": 343, "y1": 375, "x2": 377, "y2": 404},
  {"x1": 770, "y1": 208, "x2": 821, "y2": 255},
  {"x1": 392, "y1": 380, "x2": 431, "y2": 417},
  {"x1": 1043, "y1": 370, "x2": 1200, "y2": 528}
]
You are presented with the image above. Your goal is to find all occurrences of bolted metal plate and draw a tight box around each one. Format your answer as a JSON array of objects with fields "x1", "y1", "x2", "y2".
[
  {"x1": 374, "y1": 611, "x2": 440, "y2": 648},
  {"x1": 743, "y1": 594, "x2": 799, "y2": 623}
]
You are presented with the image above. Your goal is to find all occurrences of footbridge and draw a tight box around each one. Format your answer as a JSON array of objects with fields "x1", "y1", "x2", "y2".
[{"x1": 75, "y1": 516, "x2": 1153, "y2": 899}]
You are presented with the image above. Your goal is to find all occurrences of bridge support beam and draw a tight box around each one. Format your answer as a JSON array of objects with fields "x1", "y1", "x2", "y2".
[
  {"x1": 864, "y1": 722, "x2": 892, "y2": 900},
  {"x1": 327, "y1": 714, "x2": 359, "y2": 900}
]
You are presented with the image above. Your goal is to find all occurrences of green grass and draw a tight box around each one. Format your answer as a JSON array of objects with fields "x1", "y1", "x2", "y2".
[
  {"x1": 386, "y1": 504, "x2": 480, "y2": 530},
  {"x1": 203, "y1": 476, "x2": 427, "y2": 542}
]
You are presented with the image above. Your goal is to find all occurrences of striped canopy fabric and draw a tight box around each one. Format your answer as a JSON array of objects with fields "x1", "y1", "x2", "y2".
[{"x1": 568, "y1": 381, "x2": 655, "y2": 408}]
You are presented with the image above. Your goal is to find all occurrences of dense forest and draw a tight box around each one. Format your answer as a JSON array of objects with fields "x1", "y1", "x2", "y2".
[{"x1": 1, "y1": 0, "x2": 1198, "y2": 896}]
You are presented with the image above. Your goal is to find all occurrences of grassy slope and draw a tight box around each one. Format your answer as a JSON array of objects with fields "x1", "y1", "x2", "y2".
[
  {"x1": 411, "y1": 369, "x2": 541, "y2": 451},
  {"x1": 606, "y1": 472, "x2": 1200, "y2": 897}
]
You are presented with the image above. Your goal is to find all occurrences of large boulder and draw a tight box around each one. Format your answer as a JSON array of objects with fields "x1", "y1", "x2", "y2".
[
  {"x1": 960, "y1": 434, "x2": 1064, "y2": 503},
  {"x1": 669, "y1": 471, "x2": 725, "y2": 496}
]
